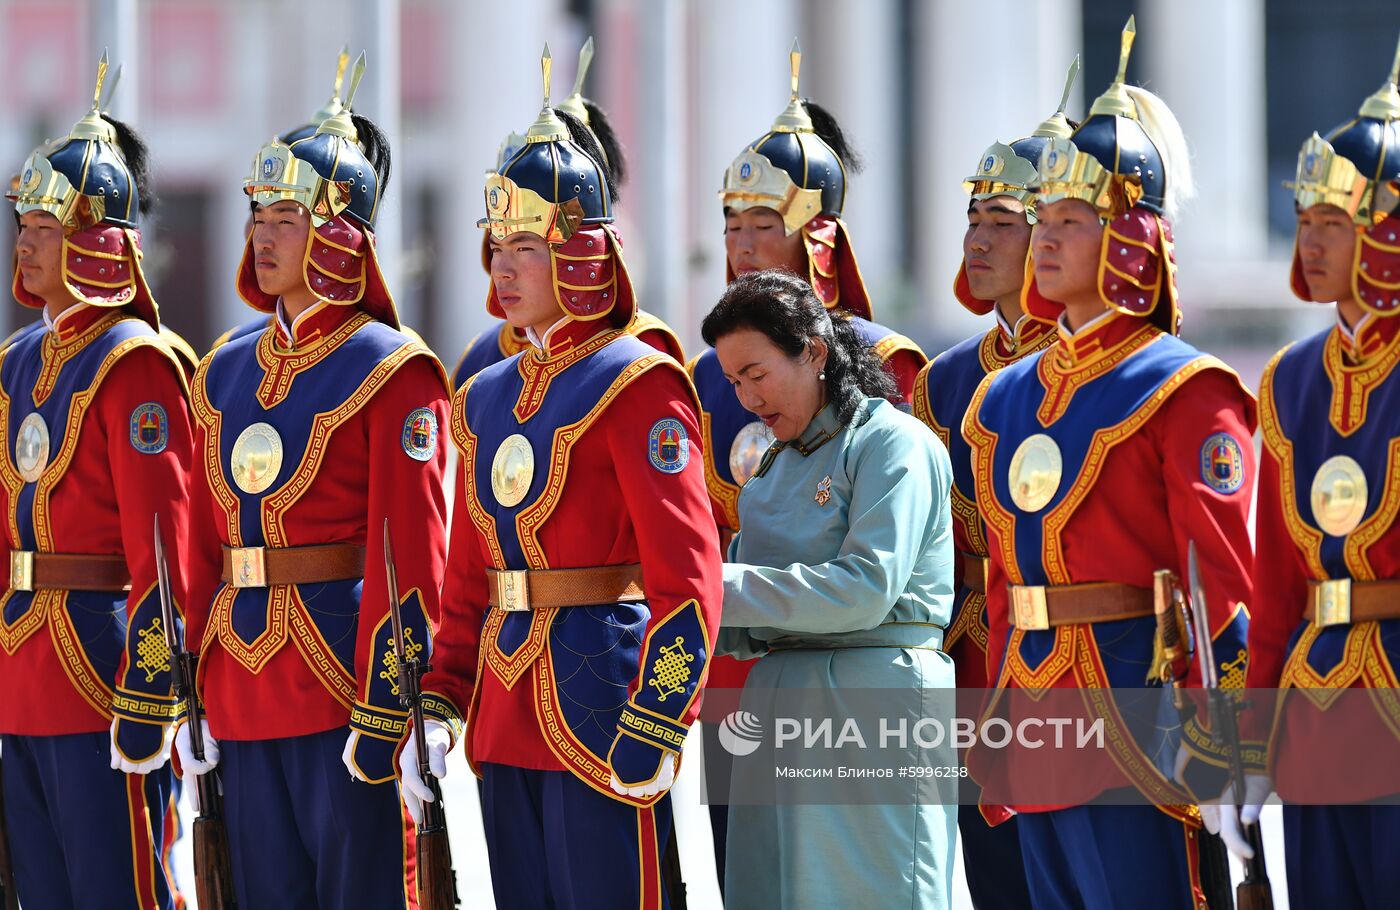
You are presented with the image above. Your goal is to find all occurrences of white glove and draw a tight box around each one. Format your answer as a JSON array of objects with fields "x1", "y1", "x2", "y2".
[
  {"x1": 109, "y1": 718, "x2": 172, "y2": 774},
  {"x1": 173, "y1": 719, "x2": 221, "y2": 776},
  {"x1": 398, "y1": 720, "x2": 452, "y2": 826},
  {"x1": 609, "y1": 751, "x2": 676, "y2": 800},
  {"x1": 1200, "y1": 773, "x2": 1271, "y2": 861}
]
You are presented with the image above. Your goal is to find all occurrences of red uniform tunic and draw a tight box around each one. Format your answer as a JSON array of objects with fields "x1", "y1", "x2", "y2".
[
  {"x1": 913, "y1": 316, "x2": 1057, "y2": 689},
  {"x1": 423, "y1": 317, "x2": 722, "y2": 803},
  {"x1": 0, "y1": 305, "x2": 193, "y2": 740},
  {"x1": 964, "y1": 311, "x2": 1256, "y2": 815},
  {"x1": 1247, "y1": 314, "x2": 1400, "y2": 799},
  {"x1": 184, "y1": 303, "x2": 449, "y2": 756}
]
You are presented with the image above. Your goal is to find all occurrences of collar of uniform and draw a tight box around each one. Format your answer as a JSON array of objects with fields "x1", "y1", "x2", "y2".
[
  {"x1": 788, "y1": 402, "x2": 844, "y2": 456},
  {"x1": 43, "y1": 300, "x2": 105, "y2": 342},
  {"x1": 993, "y1": 309, "x2": 1054, "y2": 359},
  {"x1": 1336, "y1": 309, "x2": 1400, "y2": 365},
  {"x1": 1052, "y1": 309, "x2": 1145, "y2": 368},
  {"x1": 528, "y1": 316, "x2": 610, "y2": 361},
  {"x1": 273, "y1": 300, "x2": 352, "y2": 351}
]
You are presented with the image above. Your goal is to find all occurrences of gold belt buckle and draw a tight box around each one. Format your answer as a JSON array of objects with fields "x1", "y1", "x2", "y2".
[
  {"x1": 494, "y1": 569, "x2": 530, "y2": 612},
  {"x1": 1011, "y1": 585, "x2": 1050, "y2": 631},
  {"x1": 1313, "y1": 579, "x2": 1352, "y2": 626},
  {"x1": 10, "y1": 550, "x2": 34, "y2": 592},
  {"x1": 229, "y1": 547, "x2": 268, "y2": 588}
]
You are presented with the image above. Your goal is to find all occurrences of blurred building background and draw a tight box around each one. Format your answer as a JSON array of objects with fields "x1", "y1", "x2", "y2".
[{"x1": 2, "y1": 0, "x2": 1397, "y2": 381}]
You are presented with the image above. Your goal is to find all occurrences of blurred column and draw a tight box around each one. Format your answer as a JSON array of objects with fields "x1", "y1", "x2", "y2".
[
  {"x1": 685, "y1": 0, "x2": 799, "y2": 348},
  {"x1": 435, "y1": 0, "x2": 562, "y2": 359},
  {"x1": 1140, "y1": 0, "x2": 1268, "y2": 274},
  {"x1": 635, "y1": 0, "x2": 686, "y2": 330},
  {"x1": 90, "y1": 0, "x2": 139, "y2": 119},
  {"x1": 805, "y1": 0, "x2": 901, "y2": 323},
  {"x1": 912, "y1": 0, "x2": 1079, "y2": 347},
  {"x1": 352, "y1": 0, "x2": 406, "y2": 318}
]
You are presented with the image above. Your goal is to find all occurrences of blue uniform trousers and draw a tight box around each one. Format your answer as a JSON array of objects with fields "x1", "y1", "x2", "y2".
[
  {"x1": 1017, "y1": 804, "x2": 1202, "y2": 909},
  {"x1": 1284, "y1": 804, "x2": 1400, "y2": 909},
  {"x1": 481, "y1": 762, "x2": 673, "y2": 910},
  {"x1": 960, "y1": 803, "x2": 1032, "y2": 910},
  {"x1": 220, "y1": 728, "x2": 414, "y2": 909},
  {"x1": 1, "y1": 731, "x2": 178, "y2": 909}
]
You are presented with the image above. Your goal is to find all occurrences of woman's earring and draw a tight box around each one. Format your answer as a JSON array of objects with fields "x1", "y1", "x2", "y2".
[{"x1": 818, "y1": 370, "x2": 826, "y2": 381}]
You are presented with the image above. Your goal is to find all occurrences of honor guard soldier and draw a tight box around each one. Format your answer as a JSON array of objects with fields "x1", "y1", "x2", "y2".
[
  {"x1": 963, "y1": 20, "x2": 1257, "y2": 908},
  {"x1": 175, "y1": 57, "x2": 451, "y2": 907},
  {"x1": 693, "y1": 43, "x2": 927, "y2": 887},
  {"x1": 911, "y1": 58, "x2": 1081, "y2": 910},
  {"x1": 452, "y1": 38, "x2": 683, "y2": 389},
  {"x1": 1222, "y1": 37, "x2": 1400, "y2": 908},
  {"x1": 396, "y1": 49, "x2": 721, "y2": 910},
  {"x1": 0, "y1": 56, "x2": 192, "y2": 909}
]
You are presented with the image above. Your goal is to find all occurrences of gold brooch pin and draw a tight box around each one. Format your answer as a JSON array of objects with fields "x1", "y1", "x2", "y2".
[{"x1": 815, "y1": 475, "x2": 832, "y2": 506}]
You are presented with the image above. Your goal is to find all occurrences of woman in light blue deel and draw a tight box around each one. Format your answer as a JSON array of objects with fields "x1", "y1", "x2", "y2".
[{"x1": 702, "y1": 270, "x2": 956, "y2": 909}]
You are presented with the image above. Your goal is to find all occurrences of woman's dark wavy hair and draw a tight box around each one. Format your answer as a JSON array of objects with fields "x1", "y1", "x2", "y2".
[
  {"x1": 102, "y1": 114, "x2": 155, "y2": 216},
  {"x1": 701, "y1": 269, "x2": 893, "y2": 427},
  {"x1": 802, "y1": 99, "x2": 863, "y2": 174},
  {"x1": 557, "y1": 109, "x2": 621, "y2": 204}
]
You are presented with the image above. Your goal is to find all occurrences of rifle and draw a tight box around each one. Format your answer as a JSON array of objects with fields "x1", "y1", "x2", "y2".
[
  {"x1": 155, "y1": 516, "x2": 237, "y2": 909},
  {"x1": 1188, "y1": 542, "x2": 1273, "y2": 910},
  {"x1": 0, "y1": 754, "x2": 18, "y2": 910},
  {"x1": 383, "y1": 520, "x2": 460, "y2": 909}
]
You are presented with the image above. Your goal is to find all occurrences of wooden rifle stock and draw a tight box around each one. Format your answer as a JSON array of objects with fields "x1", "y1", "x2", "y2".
[
  {"x1": 385, "y1": 521, "x2": 460, "y2": 907},
  {"x1": 156, "y1": 516, "x2": 237, "y2": 908}
]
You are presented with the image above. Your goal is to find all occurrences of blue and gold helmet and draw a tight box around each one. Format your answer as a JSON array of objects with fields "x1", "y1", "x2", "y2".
[
  {"x1": 1024, "y1": 18, "x2": 1188, "y2": 334},
  {"x1": 11, "y1": 54, "x2": 139, "y2": 232},
  {"x1": 1288, "y1": 35, "x2": 1400, "y2": 312},
  {"x1": 721, "y1": 41, "x2": 845, "y2": 234},
  {"x1": 480, "y1": 47, "x2": 614, "y2": 244},
  {"x1": 479, "y1": 46, "x2": 632, "y2": 327},
  {"x1": 243, "y1": 54, "x2": 382, "y2": 231}
]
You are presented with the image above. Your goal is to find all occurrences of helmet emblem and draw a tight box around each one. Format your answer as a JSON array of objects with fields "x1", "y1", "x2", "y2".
[
  {"x1": 261, "y1": 156, "x2": 285, "y2": 182},
  {"x1": 1303, "y1": 152, "x2": 1320, "y2": 178},
  {"x1": 983, "y1": 155, "x2": 996, "y2": 173},
  {"x1": 739, "y1": 162, "x2": 752, "y2": 180}
]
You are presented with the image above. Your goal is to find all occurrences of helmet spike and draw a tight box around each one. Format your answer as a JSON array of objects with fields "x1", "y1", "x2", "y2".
[
  {"x1": 1088, "y1": 17, "x2": 1138, "y2": 119},
  {"x1": 333, "y1": 44, "x2": 350, "y2": 99},
  {"x1": 71, "y1": 51, "x2": 117, "y2": 141},
  {"x1": 1358, "y1": 32, "x2": 1400, "y2": 120},
  {"x1": 557, "y1": 36, "x2": 594, "y2": 124},
  {"x1": 315, "y1": 52, "x2": 366, "y2": 140},
  {"x1": 789, "y1": 38, "x2": 801, "y2": 102},
  {"x1": 770, "y1": 38, "x2": 814, "y2": 133},
  {"x1": 1033, "y1": 55, "x2": 1081, "y2": 138},
  {"x1": 99, "y1": 63, "x2": 123, "y2": 114},
  {"x1": 91, "y1": 49, "x2": 109, "y2": 112},
  {"x1": 571, "y1": 36, "x2": 593, "y2": 99},
  {"x1": 525, "y1": 44, "x2": 569, "y2": 142},
  {"x1": 341, "y1": 51, "x2": 367, "y2": 112}
]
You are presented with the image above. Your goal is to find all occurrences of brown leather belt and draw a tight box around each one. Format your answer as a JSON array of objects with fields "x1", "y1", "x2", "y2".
[
  {"x1": 1304, "y1": 578, "x2": 1400, "y2": 626},
  {"x1": 8, "y1": 551, "x2": 130, "y2": 592},
  {"x1": 221, "y1": 544, "x2": 366, "y2": 588},
  {"x1": 1008, "y1": 582, "x2": 1154, "y2": 631},
  {"x1": 958, "y1": 551, "x2": 988, "y2": 594},
  {"x1": 486, "y1": 564, "x2": 646, "y2": 612}
]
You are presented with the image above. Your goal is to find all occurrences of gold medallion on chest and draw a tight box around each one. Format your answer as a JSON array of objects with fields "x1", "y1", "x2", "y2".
[
  {"x1": 15, "y1": 412, "x2": 50, "y2": 483},
  {"x1": 492, "y1": 433, "x2": 535, "y2": 507},
  {"x1": 1008, "y1": 433, "x2": 1062, "y2": 513},
  {"x1": 1310, "y1": 455, "x2": 1367, "y2": 537},
  {"x1": 231, "y1": 422, "x2": 284, "y2": 494}
]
